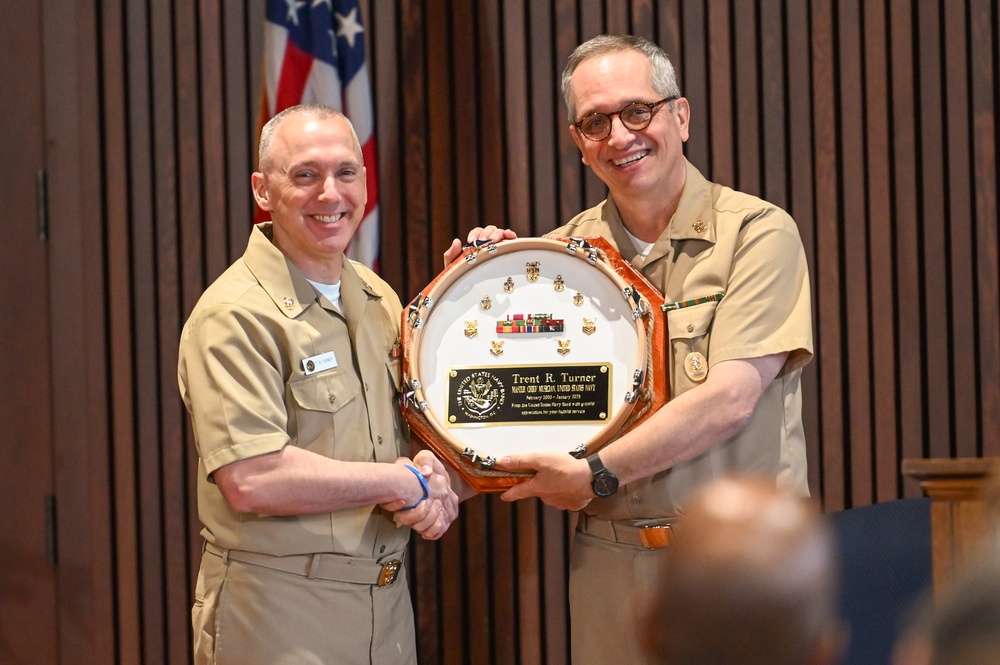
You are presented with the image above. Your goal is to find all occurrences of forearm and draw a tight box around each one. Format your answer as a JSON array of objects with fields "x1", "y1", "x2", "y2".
[
  {"x1": 601, "y1": 354, "x2": 787, "y2": 485},
  {"x1": 215, "y1": 445, "x2": 425, "y2": 515},
  {"x1": 601, "y1": 377, "x2": 754, "y2": 485}
]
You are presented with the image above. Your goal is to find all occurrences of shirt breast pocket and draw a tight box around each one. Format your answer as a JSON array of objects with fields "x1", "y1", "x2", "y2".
[
  {"x1": 666, "y1": 301, "x2": 718, "y2": 393},
  {"x1": 288, "y1": 370, "x2": 362, "y2": 458}
]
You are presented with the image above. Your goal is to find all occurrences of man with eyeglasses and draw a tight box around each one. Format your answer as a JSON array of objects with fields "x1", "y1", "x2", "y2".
[{"x1": 446, "y1": 34, "x2": 813, "y2": 664}]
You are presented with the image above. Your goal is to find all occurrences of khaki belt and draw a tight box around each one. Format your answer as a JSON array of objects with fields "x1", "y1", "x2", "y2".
[
  {"x1": 204, "y1": 542, "x2": 405, "y2": 587},
  {"x1": 577, "y1": 513, "x2": 675, "y2": 549}
]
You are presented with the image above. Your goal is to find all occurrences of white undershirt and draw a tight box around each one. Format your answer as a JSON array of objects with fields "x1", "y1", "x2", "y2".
[
  {"x1": 307, "y1": 279, "x2": 343, "y2": 312},
  {"x1": 623, "y1": 226, "x2": 655, "y2": 259}
]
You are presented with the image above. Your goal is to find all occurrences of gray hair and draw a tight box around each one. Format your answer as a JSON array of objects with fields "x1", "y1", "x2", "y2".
[
  {"x1": 561, "y1": 35, "x2": 681, "y2": 122},
  {"x1": 257, "y1": 104, "x2": 361, "y2": 171}
]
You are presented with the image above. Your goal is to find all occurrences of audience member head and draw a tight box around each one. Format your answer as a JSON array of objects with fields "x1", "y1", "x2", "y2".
[
  {"x1": 893, "y1": 562, "x2": 1000, "y2": 665},
  {"x1": 639, "y1": 476, "x2": 844, "y2": 665}
]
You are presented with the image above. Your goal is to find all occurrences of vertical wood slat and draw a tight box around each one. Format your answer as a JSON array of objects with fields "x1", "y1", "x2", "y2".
[
  {"x1": 970, "y1": 0, "x2": 1000, "y2": 457},
  {"x1": 888, "y1": 0, "x2": 925, "y2": 496},
  {"x1": 862, "y1": 0, "x2": 899, "y2": 503},
  {"x1": 478, "y1": 1, "x2": 509, "y2": 234},
  {"x1": 838, "y1": 0, "x2": 875, "y2": 507},
  {"x1": 732, "y1": 0, "x2": 759, "y2": 197},
  {"x1": 503, "y1": 0, "x2": 534, "y2": 239},
  {"x1": 401, "y1": 0, "x2": 430, "y2": 299},
  {"x1": 784, "y1": 0, "x2": 821, "y2": 498},
  {"x1": 98, "y1": 0, "x2": 142, "y2": 662},
  {"x1": 810, "y1": 0, "x2": 846, "y2": 511},
  {"x1": 167, "y1": 3, "x2": 200, "y2": 662},
  {"x1": 528, "y1": 1, "x2": 559, "y2": 236},
  {"x1": 706, "y1": 0, "x2": 733, "y2": 188},
  {"x1": 20, "y1": 0, "x2": 1000, "y2": 663},
  {"x1": 945, "y1": 0, "x2": 978, "y2": 461},
  {"x1": 101, "y1": 0, "x2": 142, "y2": 665},
  {"x1": 917, "y1": 1, "x2": 953, "y2": 461}
]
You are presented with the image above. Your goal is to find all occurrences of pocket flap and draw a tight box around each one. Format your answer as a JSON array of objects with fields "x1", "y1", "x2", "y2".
[
  {"x1": 666, "y1": 301, "x2": 718, "y2": 340},
  {"x1": 289, "y1": 371, "x2": 359, "y2": 414}
]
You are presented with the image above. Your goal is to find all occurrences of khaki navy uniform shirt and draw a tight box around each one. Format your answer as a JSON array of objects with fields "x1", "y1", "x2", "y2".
[
  {"x1": 178, "y1": 223, "x2": 409, "y2": 559},
  {"x1": 549, "y1": 159, "x2": 814, "y2": 519}
]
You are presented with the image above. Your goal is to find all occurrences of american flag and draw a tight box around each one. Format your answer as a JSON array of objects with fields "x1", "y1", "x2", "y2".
[{"x1": 259, "y1": 0, "x2": 380, "y2": 271}]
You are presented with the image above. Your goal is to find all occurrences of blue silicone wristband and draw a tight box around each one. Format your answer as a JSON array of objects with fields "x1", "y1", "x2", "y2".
[{"x1": 401, "y1": 464, "x2": 430, "y2": 510}]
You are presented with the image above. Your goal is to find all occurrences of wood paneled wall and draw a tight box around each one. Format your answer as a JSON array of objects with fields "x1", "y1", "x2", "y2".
[{"x1": 15, "y1": 0, "x2": 1000, "y2": 663}]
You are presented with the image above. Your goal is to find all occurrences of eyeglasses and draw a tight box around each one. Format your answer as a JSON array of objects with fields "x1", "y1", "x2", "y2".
[{"x1": 574, "y1": 97, "x2": 678, "y2": 141}]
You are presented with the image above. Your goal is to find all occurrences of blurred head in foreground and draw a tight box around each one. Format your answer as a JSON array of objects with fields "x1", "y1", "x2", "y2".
[{"x1": 640, "y1": 476, "x2": 844, "y2": 665}]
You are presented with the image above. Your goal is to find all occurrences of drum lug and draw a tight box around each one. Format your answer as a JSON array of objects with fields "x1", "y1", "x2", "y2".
[
  {"x1": 462, "y1": 447, "x2": 497, "y2": 468},
  {"x1": 406, "y1": 293, "x2": 424, "y2": 327},
  {"x1": 566, "y1": 238, "x2": 599, "y2": 263},
  {"x1": 569, "y1": 444, "x2": 588, "y2": 459},
  {"x1": 623, "y1": 285, "x2": 645, "y2": 319},
  {"x1": 625, "y1": 368, "x2": 645, "y2": 403}
]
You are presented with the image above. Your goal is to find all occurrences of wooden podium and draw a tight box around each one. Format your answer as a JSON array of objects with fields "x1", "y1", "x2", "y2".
[{"x1": 902, "y1": 457, "x2": 1000, "y2": 595}]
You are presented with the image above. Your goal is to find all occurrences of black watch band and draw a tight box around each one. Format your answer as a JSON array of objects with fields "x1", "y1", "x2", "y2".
[{"x1": 587, "y1": 453, "x2": 619, "y2": 498}]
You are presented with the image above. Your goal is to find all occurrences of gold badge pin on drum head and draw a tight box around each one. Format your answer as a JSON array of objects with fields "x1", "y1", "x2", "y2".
[
  {"x1": 526, "y1": 261, "x2": 540, "y2": 282},
  {"x1": 503, "y1": 276, "x2": 514, "y2": 293},
  {"x1": 684, "y1": 352, "x2": 708, "y2": 382}
]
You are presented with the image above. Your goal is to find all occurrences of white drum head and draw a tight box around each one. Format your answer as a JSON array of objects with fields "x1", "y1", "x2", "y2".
[{"x1": 402, "y1": 237, "x2": 664, "y2": 490}]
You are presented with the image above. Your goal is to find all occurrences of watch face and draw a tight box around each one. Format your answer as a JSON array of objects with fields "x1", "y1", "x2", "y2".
[{"x1": 593, "y1": 472, "x2": 619, "y2": 497}]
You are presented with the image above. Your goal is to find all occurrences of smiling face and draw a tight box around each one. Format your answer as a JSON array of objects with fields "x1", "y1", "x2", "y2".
[
  {"x1": 251, "y1": 111, "x2": 366, "y2": 282},
  {"x1": 568, "y1": 49, "x2": 690, "y2": 209}
]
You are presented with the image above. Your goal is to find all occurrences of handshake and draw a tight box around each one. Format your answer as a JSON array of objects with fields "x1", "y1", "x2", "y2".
[{"x1": 382, "y1": 449, "x2": 461, "y2": 541}]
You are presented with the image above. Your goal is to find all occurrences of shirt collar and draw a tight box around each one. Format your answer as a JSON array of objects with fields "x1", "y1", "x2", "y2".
[{"x1": 242, "y1": 223, "x2": 381, "y2": 319}]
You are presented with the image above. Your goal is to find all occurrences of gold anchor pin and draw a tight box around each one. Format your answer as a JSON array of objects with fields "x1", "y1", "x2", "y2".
[
  {"x1": 526, "y1": 261, "x2": 540, "y2": 282},
  {"x1": 684, "y1": 352, "x2": 708, "y2": 381}
]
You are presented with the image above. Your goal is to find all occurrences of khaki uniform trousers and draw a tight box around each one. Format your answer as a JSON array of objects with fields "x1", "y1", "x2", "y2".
[
  {"x1": 570, "y1": 516, "x2": 674, "y2": 665},
  {"x1": 193, "y1": 545, "x2": 417, "y2": 665}
]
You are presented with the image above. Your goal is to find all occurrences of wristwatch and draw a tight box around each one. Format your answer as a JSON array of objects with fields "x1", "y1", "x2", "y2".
[{"x1": 586, "y1": 453, "x2": 619, "y2": 498}]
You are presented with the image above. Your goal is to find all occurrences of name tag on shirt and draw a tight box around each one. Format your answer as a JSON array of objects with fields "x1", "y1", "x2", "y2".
[{"x1": 302, "y1": 351, "x2": 337, "y2": 375}]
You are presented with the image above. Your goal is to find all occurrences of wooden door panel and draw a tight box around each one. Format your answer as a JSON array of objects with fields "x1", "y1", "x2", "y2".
[{"x1": 0, "y1": 0, "x2": 58, "y2": 662}]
